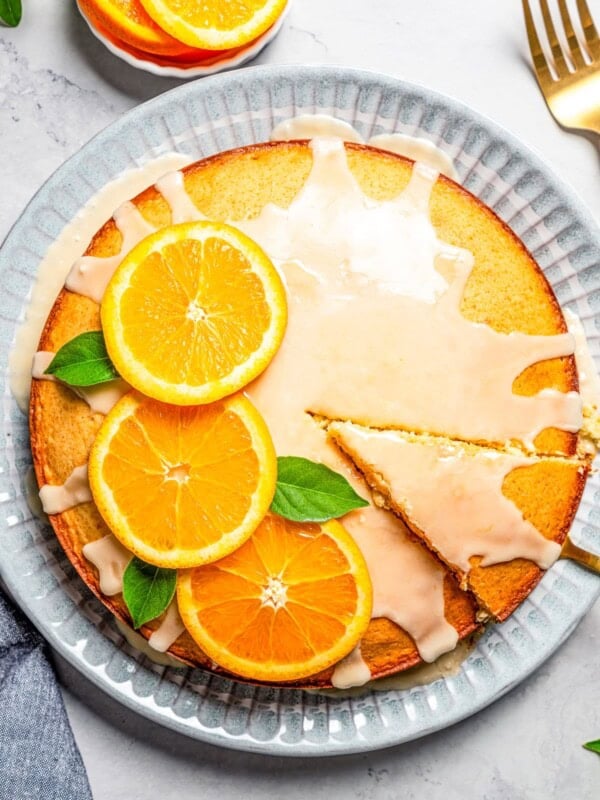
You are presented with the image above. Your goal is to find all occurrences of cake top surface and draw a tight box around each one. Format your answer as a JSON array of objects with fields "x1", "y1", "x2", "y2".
[{"x1": 28, "y1": 116, "x2": 595, "y2": 688}]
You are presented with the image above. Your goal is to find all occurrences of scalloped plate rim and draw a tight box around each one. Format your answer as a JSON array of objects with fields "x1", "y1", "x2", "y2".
[{"x1": 1, "y1": 64, "x2": 599, "y2": 756}]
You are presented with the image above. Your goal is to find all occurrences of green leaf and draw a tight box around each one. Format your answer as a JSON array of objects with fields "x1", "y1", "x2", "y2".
[
  {"x1": 122, "y1": 557, "x2": 177, "y2": 629},
  {"x1": 583, "y1": 740, "x2": 600, "y2": 755},
  {"x1": 44, "y1": 330, "x2": 119, "y2": 387},
  {"x1": 0, "y1": 0, "x2": 22, "y2": 26},
  {"x1": 271, "y1": 456, "x2": 369, "y2": 522}
]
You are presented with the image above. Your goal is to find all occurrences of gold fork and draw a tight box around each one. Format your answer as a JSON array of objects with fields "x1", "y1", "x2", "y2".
[
  {"x1": 522, "y1": 0, "x2": 600, "y2": 134},
  {"x1": 561, "y1": 534, "x2": 600, "y2": 573}
]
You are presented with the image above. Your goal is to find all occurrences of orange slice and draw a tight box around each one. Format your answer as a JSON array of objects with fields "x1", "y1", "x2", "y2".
[
  {"x1": 88, "y1": 392, "x2": 277, "y2": 568},
  {"x1": 102, "y1": 221, "x2": 287, "y2": 406},
  {"x1": 91, "y1": 14, "x2": 250, "y2": 67},
  {"x1": 177, "y1": 514, "x2": 373, "y2": 682},
  {"x1": 139, "y1": 0, "x2": 287, "y2": 50},
  {"x1": 78, "y1": 0, "x2": 196, "y2": 56}
]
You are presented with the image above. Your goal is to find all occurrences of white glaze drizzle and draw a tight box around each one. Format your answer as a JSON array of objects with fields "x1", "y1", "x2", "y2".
[
  {"x1": 271, "y1": 113, "x2": 458, "y2": 180},
  {"x1": 82, "y1": 534, "x2": 132, "y2": 596},
  {"x1": 342, "y1": 505, "x2": 459, "y2": 663},
  {"x1": 115, "y1": 620, "x2": 184, "y2": 667},
  {"x1": 564, "y1": 309, "x2": 600, "y2": 410},
  {"x1": 241, "y1": 143, "x2": 452, "y2": 302},
  {"x1": 32, "y1": 350, "x2": 129, "y2": 415},
  {"x1": 24, "y1": 467, "x2": 46, "y2": 521},
  {"x1": 39, "y1": 464, "x2": 92, "y2": 515},
  {"x1": 331, "y1": 644, "x2": 371, "y2": 689},
  {"x1": 148, "y1": 601, "x2": 186, "y2": 652},
  {"x1": 31, "y1": 350, "x2": 57, "y2": 379},
  {"x1": 65, "y1": 201, "x2": 155, "y2": 304},
  {"x1": 369, "y1": 133, "x2": 458, "y2": 181},
  {"x1": 83, "y1": 537, "x2": 184, "y2": 657},
  {"x1": 10, "y1": 152, "x2": 193, "y2": 412},
  {"x1": 330, "y1": 422, "x2": 562, "y2": 573},
  {"x1": 237, "y1": 139, "x2": 580, "y2": 449},
  {"x1": 155, "y1": 171, "x2": 204, "y2": 223},
  {"x1": 324, "y1": 639, "x2": 473, "y2": 696},
  {"x1": 76, "y1": 380, "x2": 130, "y2": 416},
  {"x1": 271, "y1": 114, "x2": 364, "y2": 144}
]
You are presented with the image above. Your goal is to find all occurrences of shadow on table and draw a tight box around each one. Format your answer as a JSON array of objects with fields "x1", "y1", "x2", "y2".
[
  {"x1": 65, "y1": 7, "x2": 183, "y2": 102},
  {"x1": 65, "y1": 4, "x2": 294, "y2": 106}
]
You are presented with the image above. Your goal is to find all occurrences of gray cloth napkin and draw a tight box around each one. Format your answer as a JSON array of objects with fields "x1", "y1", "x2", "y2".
[{"x1": 0, "y1": 590, "x2": 93, "y2": 800}]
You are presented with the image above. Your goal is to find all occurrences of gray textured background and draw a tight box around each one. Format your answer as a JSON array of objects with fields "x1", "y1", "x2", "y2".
[{"x1": 2, "y1": 0, "x2": 600, "y2": 797}]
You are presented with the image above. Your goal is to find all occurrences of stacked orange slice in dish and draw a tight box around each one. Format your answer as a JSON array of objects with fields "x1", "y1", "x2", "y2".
[{"x1": 78, "y1": 0, "x2": 288, "y2": 69}]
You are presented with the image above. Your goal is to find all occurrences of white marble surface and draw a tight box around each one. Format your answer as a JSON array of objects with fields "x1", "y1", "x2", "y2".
[{"x1": 2, "y1": 0, "x2": 600, "y2": 797}]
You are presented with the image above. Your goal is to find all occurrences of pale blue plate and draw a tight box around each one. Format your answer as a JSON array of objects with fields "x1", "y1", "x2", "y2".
[{"x1": 1, "y1": 65, "x2": 600, "y2": 756}]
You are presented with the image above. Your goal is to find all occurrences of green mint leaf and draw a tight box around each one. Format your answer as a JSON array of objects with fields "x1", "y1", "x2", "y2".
[
  {"x1": 0, "y1": 0, "x2": 22, "y2": 26},
  {"x1": 271, "y1": 456, "x2": 369, "y2": 522},
  {"x1": 583, "y1": 740, "x2": 600, "y2": 755},
  {"x1": 122, "y1": 557, "x2": 177, "y2": 629},
  {"x1": 44, "y1": 330, "x2": 119, "y2": 387}
]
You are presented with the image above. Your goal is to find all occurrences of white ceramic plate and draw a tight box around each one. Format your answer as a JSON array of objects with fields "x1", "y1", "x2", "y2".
[
  {"x1": 76, "y1": 0, "x2": 290, "y2": 79},
  {"x1": 1, "y1": 65, "x2": 600, "y2": 756}
]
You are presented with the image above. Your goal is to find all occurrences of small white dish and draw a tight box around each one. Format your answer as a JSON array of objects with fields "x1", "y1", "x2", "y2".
[{"x1": 76, "y1": 0, "x2": 290, "y2": 79}]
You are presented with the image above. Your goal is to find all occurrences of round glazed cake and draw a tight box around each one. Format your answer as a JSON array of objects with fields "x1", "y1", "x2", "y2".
[{"x1": 29, "y1": 135, "x2": 591, "y2": 689}]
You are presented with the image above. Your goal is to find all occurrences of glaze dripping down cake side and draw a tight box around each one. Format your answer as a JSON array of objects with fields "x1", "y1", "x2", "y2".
[{"x1": 29, "y1": 138, "x2": 592, "y2": 688}]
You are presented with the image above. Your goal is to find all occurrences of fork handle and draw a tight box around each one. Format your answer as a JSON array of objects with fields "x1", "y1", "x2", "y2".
[{"x1": 561, "y1": 535, "x2": 600, "y2": 575}]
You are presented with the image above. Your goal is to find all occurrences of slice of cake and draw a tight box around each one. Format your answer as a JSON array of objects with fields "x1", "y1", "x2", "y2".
[{"x1": 329, "y1": 422, "x2": 588, "y2": 620}]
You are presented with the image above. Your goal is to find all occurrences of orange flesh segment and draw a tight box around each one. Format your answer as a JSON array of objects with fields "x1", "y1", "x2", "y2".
[
  {"x1": 79, "y1": 0, "x2": 195, "y2": 55},
  {"x1": 178, "y1": 515, "x2": 373, "y2": 681},
  {"x1": 89, "y1": 392, "x2": 277, "y2": 568},
  {"x1": 101, "y1": 221, "x2": 287, "y2": 406},
  {"x1": 139, "y1": 0, "x2": 287, "y2": 49},
  {"x1": 82, "y1": 6, "x2": 260, "y2": 65},
  {"x1": 120, "y1": 238, "x2": 271, "y2": 385},
  {"x1": 156, "y1": 0, "x2": 273, "y2": 28}
]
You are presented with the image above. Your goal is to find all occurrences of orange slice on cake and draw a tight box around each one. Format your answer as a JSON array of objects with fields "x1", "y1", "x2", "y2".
[
  {"x1": 78, "y1": 0, "x2": 196, "y2": 56},
  {"x1": 177, "y1": 514, "x2": 373, "y2": 682},
  {"x1": 139, "y1": 0, "x2": 287, "y2": 49},
  {"x1": 88, "y1": 392, "x2": 277, "y2": 568},
  {"x1": 101, "y1": 221, "x2": 287, "y2": 406}
]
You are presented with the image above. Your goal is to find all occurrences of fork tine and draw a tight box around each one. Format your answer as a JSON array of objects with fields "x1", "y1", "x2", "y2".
[
  {"x1": 558, "y1": 0, "x2": 586, "y2": 68},
  {"x1": 540, "y1": 0, "x2": 571, "y2": 76},
  {"x1": 576, "y1": 0, "x2": 600, "y2": 60},
  {"x1": 523, "y1": 0, "x2": 555, "y2": 83}
]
